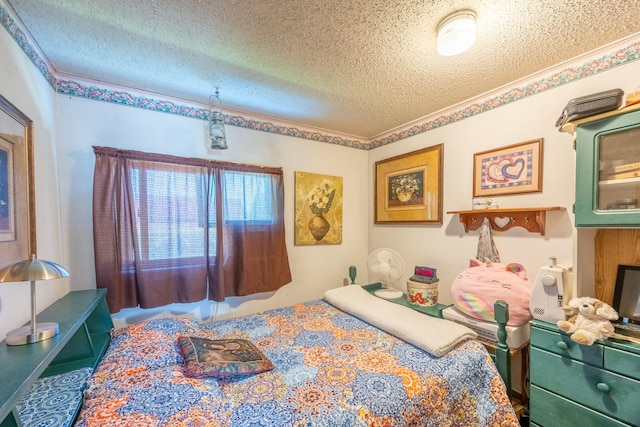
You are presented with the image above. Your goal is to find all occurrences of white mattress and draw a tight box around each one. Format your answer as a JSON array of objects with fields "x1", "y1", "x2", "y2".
[{"x1": 442, "y1": 306, "x2": 530, "y2": 349}]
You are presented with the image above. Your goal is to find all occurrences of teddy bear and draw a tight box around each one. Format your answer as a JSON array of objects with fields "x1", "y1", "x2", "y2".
[{"x1": 556, "y1": 296, "x2": 618, "y2": 345}]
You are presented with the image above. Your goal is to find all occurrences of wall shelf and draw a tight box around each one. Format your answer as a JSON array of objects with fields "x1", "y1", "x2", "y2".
[
  {"x1": 560, "y1": 103, "x2": 640, "y2": 135},
  {"x1": 447, "y1": 207, "x2": 563, "y2": 235}
]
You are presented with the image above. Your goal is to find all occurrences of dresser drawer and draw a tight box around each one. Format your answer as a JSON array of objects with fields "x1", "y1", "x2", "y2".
[
  {"x1": 530, "y1": 325, "x2": 603, "y2": 366},
  {"x1": 530, "y1": 385, "x2": 630, "y2": 427},
  {"x1": 530, "y1": 348, "x2": 640, "y2": 425},
  {"x1": 605, "y1": 346, "x2": 640, "y2": 381}
]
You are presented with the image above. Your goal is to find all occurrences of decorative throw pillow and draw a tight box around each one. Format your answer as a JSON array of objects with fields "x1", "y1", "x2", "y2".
[{"x1": 177, "y1": 336, "x2": 274, "y2": 378}]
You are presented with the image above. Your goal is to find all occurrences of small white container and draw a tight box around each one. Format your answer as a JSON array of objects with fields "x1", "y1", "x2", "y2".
[
  {"x1": 472, "y1": 198, "x2": 488, "y2": 209},
  {"x1": 406, "y1": 280, "x2": 438, "y2": 306}
]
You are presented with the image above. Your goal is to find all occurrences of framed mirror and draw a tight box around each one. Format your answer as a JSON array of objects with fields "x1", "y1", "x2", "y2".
[{"x1": 0, "y1": 95, "x2": 35, "y2": 266}]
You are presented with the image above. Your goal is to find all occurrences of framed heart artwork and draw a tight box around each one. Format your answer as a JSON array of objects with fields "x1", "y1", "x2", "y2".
[{"x1": 473, "y1": 138, "x2": 543, "y2": 197}]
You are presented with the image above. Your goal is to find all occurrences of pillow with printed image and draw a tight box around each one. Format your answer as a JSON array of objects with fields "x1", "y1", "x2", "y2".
[{"x1": 177, "y1": 336, "x2": 274, "y2": 378}]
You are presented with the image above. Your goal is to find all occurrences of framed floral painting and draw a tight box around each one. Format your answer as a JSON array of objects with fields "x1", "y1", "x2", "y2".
[
  {"x1": 374, "y1": 144, "x2": 443, "y2": 224},
  {"x1": 294, "y1": 171, "x2": 343, "y2": 245}
]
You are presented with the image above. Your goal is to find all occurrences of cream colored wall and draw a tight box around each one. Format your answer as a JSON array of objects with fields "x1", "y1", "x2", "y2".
[
  {"x1": 0, "y1": 25, "x2": 68, "y2": 339},
  {"x1": 368, "y1": 60, "x2": 640, "y2": 304},
  {"x1": 55, "y1": 96, "x2": 369, "y2": 325},
  {"x1": 365, "y1": 63, "x2": 639, "y2": 396}
]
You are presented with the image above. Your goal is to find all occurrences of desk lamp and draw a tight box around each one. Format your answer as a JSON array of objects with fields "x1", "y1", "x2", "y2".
[{"x1": 0, "y1": 255, "x2": 69, "y2": 345}]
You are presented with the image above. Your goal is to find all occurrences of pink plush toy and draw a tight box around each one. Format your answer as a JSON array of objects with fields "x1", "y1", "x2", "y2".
[
  {"x1": 557, "y1": 297, "x2": 618, "y2": 345},
  {"x1": 451, "y1": 258, "x2": 532, "y2": 326}
]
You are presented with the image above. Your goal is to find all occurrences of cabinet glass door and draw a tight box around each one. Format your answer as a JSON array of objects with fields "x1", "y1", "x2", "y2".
[
  {"x1": 597, "y1": 126, "x2": 640, "y2": 211},
  {"x1": 575, "y1": 108, "x2": 640, "y2": 227}
]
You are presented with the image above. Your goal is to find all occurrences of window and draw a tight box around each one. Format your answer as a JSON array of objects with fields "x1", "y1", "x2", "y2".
[
  {"x1": 222, "y1": 171, "x2": 276, "y2": 223},
  {"x1": 131, "y1": 167, "x2": 206, "y2": 262},
  {"x1": 92, "y1": 147, "x2": 291, "y2": 312},
  {"x1": 129, "y1": 168, "x2": 276, "y2": 263}
]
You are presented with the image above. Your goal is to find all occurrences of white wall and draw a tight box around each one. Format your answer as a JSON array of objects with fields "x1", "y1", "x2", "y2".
[
  {"x1": 56, "y1": 96, "x2": 370, "y2": 325},
  {"x1": 0, "y1": 24, "x2": 68, "y2": 339},
  {"x1": 368, "y1": 60, "x2": 640, "y2": 304}
]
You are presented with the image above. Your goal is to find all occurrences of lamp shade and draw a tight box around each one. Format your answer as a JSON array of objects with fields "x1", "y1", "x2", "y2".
[
  {"x1": 437, "y1": 11, "x2": 476, "y2": 56},
  {"x1": 0, "y1": 256, "x2": 69, "y2": 282}
]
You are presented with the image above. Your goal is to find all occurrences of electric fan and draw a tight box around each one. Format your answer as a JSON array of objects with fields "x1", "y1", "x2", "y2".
[{"x1": 367, "y1": 248, "x2": 405, "y2": 299}]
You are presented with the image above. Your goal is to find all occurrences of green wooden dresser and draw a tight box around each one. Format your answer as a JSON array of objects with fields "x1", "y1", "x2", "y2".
[
  {"x1": 529, "y1": 320, "x2": 640, "y2": 426},
  {"x1": 0, "y1": 289, "x2": 113, "y2": 426}
]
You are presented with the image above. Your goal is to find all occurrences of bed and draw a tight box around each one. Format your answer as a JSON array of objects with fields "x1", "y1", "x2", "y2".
[{"x1": 74, "y1": 285, "x2": 519, "y2": 426}]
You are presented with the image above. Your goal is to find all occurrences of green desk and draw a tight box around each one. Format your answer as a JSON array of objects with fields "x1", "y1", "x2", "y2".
[
  {"x1": 0, "y1": 289, "x2": 113, "y2": 426},
  {"x1": 361, "y1": 283, "x2": 450, "y2": 318}
]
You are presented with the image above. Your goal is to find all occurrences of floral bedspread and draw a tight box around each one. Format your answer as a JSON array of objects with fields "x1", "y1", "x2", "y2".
[{"x1": 75, "y1": 300, "x2": 518, "y2": 426}]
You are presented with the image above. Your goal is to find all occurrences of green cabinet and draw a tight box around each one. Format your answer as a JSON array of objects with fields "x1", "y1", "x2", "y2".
[
  {"x1": 529, "y1": 320, "x2": 640, "y2": 426},
  {"x1": 574, "y1": 108, "x2": 640, "y2": 226}
]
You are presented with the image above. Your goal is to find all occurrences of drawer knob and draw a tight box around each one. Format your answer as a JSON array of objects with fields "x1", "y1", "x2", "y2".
[
  {"x1": 596, "y1": 382, "x2": 611, "y2": 394},
  {"x1": 556, "y1": 341, "x2": 568, "y2": 350}
]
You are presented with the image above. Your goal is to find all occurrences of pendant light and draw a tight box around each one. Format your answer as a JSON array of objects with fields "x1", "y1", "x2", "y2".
[{"x1": 209, "y1": 88, "x2": 228, "y2": 149}]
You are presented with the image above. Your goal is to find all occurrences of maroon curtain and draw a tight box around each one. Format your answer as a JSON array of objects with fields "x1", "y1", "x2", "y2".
[{"x1": 92, "y1": 146, "x2": 291, "y2": 312}]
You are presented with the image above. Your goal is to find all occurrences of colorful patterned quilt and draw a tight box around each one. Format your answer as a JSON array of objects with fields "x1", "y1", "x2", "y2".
[{"x1": 75, "y1": 299, "x2": 518, "y2": 426}]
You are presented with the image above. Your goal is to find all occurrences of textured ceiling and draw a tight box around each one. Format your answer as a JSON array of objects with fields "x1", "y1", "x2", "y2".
[{"x1": 6, "y1": 0, "x2": 640, "y2": 139}]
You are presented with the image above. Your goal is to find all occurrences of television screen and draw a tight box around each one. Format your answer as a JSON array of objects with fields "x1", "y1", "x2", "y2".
[{"x1": 613, "y1": 265, "x2": 640, "y2": 324}]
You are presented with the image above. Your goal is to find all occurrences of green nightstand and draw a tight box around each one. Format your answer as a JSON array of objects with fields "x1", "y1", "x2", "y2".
[{"x1": 361, "y1": 283, "x2": 450, "y2": 318}]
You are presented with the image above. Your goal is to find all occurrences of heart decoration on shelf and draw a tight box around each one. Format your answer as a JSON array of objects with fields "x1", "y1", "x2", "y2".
[{"x1": 494, "y1": 217, "x2": 511, "y2": 228}]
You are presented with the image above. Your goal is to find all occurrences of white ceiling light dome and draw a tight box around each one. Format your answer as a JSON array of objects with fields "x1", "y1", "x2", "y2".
[{"x1": 437, "y1": 10, "x2": 477, "y2": 57}]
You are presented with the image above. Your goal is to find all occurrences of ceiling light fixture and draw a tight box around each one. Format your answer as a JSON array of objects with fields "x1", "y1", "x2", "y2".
[
  {"x1": 436, "y1": 10, "x2": 477, "y2": 57},
  {"x1": 209, "y1": 88, "x2": 228, "y2": 150}
]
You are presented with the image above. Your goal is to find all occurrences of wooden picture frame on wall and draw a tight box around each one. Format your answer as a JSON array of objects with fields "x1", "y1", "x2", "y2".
[
  {"x1": 0, "y1": 95, "x2": 36, "y2": 267},
  {"x1": 374, "y1": 144, "x2": 443, "y2": 224},
  {"x1": 473, "y1": 138, "x2": 543, "y2": 197}
]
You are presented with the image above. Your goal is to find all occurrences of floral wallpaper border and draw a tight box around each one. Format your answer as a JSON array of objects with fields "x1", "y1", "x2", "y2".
[{"x1": 2, "y1": 3, "x2": 640, "y2": 151}]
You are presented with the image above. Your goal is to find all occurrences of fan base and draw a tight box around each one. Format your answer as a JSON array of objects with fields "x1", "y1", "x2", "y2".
[{"x1": 374, "y1": 289, "x2": 403, "y2": 300}]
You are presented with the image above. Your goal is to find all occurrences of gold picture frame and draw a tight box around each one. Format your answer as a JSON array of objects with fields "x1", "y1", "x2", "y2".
[
  {"x1": 374, "y1": 144, "x2": 443, "y2": 224},
  {"x1": 0, "y1": 95, "x2": 35, "y2": 266},
  {"x1": 473, "y1": 138, "x2": 543, "y2": 197},
  {"x1": 294, "y1": 171, "x2": 343, "y2": 245}
]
